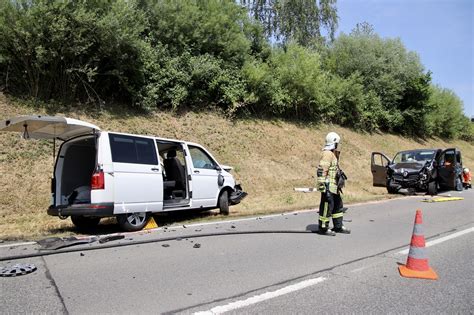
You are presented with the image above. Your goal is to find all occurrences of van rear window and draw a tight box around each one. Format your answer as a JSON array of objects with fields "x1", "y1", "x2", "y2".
[{"x1": 109, "y1": 134, "x2": 158, "y2": 165}]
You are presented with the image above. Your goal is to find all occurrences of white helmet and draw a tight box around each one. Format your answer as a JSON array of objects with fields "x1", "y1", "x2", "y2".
[
  {"x1": 324, "y1": 132, "x2": 340, "y2": 150},
  {"x1": 464, "y1": 167, "x2": 470, "y2": 174}
]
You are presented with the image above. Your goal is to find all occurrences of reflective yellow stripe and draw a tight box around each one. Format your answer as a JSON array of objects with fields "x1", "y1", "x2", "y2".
[
  {"x1": 319, "y1": 216, "x2": 330, "y2": 222},
  {"x1": 332, "y1": 212, "x2": 343, "y2": 219}
]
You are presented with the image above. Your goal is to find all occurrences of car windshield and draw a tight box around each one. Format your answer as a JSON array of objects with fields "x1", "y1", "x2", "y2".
[{"x1": 393, "y1": 150, "x2": 436, "y2": 163}]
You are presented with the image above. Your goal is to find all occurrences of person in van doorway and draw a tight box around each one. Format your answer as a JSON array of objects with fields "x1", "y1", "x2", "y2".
[{"x1": 316, "y1": 132, "x2": 351, "y2": 236}]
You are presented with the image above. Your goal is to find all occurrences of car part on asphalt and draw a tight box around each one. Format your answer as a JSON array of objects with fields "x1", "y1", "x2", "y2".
[
  {"x1": 99, "y1": 235, "x2": 125, "y2": 244},
  {"x1": 0, "y1": 263, "x2": 37, "y2": 277},
  {"x1": 37, "y1": 236, "x2": 98, "y2": 250},
  {"x1": 421, "y1": 197, "x2": 464, "y2": 203}
]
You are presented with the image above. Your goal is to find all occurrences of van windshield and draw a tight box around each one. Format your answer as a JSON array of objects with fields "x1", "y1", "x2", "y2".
[{"x1": 393, "y1": 150, "x2": 436, "y2": 163}]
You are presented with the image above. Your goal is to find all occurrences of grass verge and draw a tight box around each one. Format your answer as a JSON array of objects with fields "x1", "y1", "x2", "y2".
[{"x1": 1, "y1": 94, "x2": 473, "y2": 240}]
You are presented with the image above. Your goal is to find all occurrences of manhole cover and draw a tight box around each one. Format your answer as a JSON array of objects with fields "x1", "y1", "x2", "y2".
[{"x1": 0, "y1": 263, "x2": 37, "y2": 277}]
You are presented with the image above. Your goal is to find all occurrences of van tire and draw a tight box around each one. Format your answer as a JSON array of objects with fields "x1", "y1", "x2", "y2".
[
  {"x1": 218, "y1": 191, "x2": 230, "y2": 215},
  {"x1": 117, "y1": 212, "x2": 149, "y2": 232},
  {"x1": 71, "y1": 216, "x2": 100, "y2": 230}
]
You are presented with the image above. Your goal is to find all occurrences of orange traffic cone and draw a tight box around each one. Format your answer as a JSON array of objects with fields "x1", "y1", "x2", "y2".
[{"x1": 398, "y1": 209, "x2": 438, "y2": 280}]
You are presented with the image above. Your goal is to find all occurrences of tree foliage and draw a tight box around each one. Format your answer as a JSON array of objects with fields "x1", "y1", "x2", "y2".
[
  {"x1": 0, "y1": 2, "x2": 471, "y2": 140},
  {"x1": 325, "y1": 22, "x2": 432, "y2": 135},
  {"x1": 240, "y1": 0, "x2": 338, "y2": 47}
]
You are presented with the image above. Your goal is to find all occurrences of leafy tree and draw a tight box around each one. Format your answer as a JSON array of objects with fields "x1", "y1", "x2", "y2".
[
  {"x1": 325, "y1": 23, "x2": 431, "y2": 135},
  {"x1": 426, "y1": 85, "x2": 470, "y2": 139},
  {"x1": 243, "y1": 43, "x2": 334, "y2": 119},
  {"x1": 0, "y1": 0, "x2": 149, "y2": 105},
  {"x1": 240, "y1": 0, "x2": 338, "y2": 47}
]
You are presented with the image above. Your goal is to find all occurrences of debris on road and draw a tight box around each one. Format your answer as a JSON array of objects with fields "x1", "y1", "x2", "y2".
[
  {"x1": 37, "y1": 236, "x2": 97, "y2": 250},
  {"x1": 193, "y1": 243, "x2": 201, "y2": 248},
  {"x1": 162, "y1": 244, "x2": 170, "y2": 248},
  {"x1": 422, "y1": 197, "x2": 464, "y2": 203},
  {"x1": 99, "y1": 235, "x2": 125, "y2": 244},
  {"x1": 0, "y1": 263, "x2": 37, "y2": 277}
]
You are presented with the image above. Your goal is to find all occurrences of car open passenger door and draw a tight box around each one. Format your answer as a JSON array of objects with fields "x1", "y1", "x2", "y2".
[
  {"x1": 437, "y1": 148, "x2": 457, "y2": 189},
  {"x1": 371, "y1": 152, "x2": 391, "y2": 187}
]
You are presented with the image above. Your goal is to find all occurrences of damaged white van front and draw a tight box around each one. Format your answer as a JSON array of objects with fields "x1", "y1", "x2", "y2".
[{"x1": 1, "y1": 115, "x2": 247, "y2": 232}]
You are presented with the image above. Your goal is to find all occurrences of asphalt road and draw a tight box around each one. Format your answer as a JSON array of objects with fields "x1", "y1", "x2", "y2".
[{"x1": 1, "y1": 189, "x2": 473, "y2": 314}]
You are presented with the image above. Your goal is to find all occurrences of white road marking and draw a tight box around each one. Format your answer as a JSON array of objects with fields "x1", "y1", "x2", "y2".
[
  {"x1": 194, "y1": 277, "x2": 327, "y2": 315},
  {"x1": 397, "y1": 227, "x2": 474, "y2": 255},
  {"x1": 0, "y1": 241, "x2": 36, "y2": 249}
]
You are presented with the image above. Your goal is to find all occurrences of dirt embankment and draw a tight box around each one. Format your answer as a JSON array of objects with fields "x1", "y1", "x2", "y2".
[{"x1": 1, "y1": 94, "x2": 473, "y2": 240}]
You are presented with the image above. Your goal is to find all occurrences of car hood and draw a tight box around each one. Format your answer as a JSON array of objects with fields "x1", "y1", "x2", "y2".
[{"x1": 392, "y1": 162, "x2": 424, "y2": 172}]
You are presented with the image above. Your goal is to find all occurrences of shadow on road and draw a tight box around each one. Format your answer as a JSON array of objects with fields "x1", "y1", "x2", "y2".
[{"x1": 47, "y1": 209, "x2": 223, "y2": 236}]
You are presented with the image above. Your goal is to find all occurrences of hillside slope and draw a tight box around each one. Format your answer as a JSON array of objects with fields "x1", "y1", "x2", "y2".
[{"x1": 1, "y1": 94, "x2": 473, "y2": 239}]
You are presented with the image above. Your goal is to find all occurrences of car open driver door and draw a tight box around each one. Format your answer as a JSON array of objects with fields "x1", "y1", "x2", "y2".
[{"x1": 371, "y1": 152, "x2": 391, "y2": 187}]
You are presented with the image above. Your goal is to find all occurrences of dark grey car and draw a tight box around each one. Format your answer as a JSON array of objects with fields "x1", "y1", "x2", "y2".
[{"x1": 371, "y1": 148, "x2": 463, "y2": 195}]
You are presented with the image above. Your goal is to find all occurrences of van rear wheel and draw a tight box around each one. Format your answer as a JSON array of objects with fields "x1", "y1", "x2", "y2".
[
  {"x1": 219, "y1": 191, "x2": 229, "y2": 215},
  {"x1": 117, "y1": 212, "x2": 149, "y2": 232},
  {"x1": 71, "y1": 216, "x2": 100, "y2": 231}
]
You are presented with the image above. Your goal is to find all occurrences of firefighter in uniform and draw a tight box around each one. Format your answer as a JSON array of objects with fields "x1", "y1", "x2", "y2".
[{"x1": 316, "y1": 132, "x2": 351, "y2": 236}]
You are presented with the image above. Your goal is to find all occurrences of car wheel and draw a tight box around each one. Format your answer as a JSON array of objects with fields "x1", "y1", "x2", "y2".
[
  {"x1": 427, "y1": 181, "x2": 437, "y2": 195},
  {"x1": 71, "y1": 216, "x2": 100, "y2": 231},
  {"x1": 386, "y1": 180, "x2": 398, "y2": 194},
  {"x1": 117, "y1": 212, "x2": 149, "y2": 232},
  {"x1": 218, "y1": 190, "x2": 230, "y2": 215},
  {"x1": 455, "y1": 176, "x2": 463, "y2": 191}
]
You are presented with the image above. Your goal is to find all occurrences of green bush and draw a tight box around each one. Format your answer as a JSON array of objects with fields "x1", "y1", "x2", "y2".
[
  {"x1": 0, "y1": 2, "x2": 470, "y2": 140},
  {"x1": 0, "y1": 0, "x2": 148, "y2": 105}
]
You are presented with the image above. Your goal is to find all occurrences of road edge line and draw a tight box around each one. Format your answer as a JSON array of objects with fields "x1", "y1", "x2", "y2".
[
  {"x1": 193, "y1": 277, "x2": 326, "y2": 315},
  {"x1": 397, "y1": 226, "x2": 474, "y2": 255}
]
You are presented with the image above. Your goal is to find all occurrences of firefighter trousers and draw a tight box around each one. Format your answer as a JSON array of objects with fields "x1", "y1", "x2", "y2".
[{"x1": 318, "y1": 192, "x2": 343, "y2": 231}]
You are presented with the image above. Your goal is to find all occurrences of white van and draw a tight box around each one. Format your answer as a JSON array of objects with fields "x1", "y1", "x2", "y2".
[{"x1": 1, "y1": 115, "x2": 247, "y2": 231}]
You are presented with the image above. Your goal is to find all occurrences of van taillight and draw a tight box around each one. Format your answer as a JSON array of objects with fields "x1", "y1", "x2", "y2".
[{"x1": 91, "y1": 171, "x2": 105, "y2": 190}]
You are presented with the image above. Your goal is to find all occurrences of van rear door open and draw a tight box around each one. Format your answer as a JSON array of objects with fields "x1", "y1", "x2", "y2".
[{"x1": 1, "y1": 115, "x2": 100, "y2": 140}]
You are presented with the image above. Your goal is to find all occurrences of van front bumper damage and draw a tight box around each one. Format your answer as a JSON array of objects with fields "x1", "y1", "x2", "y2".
[
  {"x1": 48, "y1": 203, "x2": 114, "y2": 217},
  {"x1": 230, "y1": 184, "x2": 248, "y2": 205}
]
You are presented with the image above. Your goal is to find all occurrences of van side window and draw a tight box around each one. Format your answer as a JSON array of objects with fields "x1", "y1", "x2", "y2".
[
  {"x1": 109, "y1": 134, "x2": 158, "y2": 165},
  {"x1": 189, "y1": 146, "x2": 216, "y2": 169}
]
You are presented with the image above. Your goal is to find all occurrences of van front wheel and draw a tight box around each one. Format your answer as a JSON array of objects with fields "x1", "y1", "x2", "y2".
[
  {"x1": 71, "y1": 216, "x2": 100, "y2": 231},
  {"x1": 117, "y1": 212, "x2": 149, "y2": 232},
  {"x1": 219, "y1": 191, "x2": 229, "y2": 215}
]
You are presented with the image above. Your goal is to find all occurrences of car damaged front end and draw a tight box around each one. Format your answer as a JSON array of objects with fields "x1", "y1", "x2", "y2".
[
  {"x1": 387, "y1": 160, "x2": 434, "y2": 191},
  {"x1": 230, "y1": 184, "x2": 247, "y2": 205}
]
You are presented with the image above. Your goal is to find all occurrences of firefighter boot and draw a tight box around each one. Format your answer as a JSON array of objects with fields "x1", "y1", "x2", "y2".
[{"x1": 334, "y1": 226, "x2": 351, "y2": 234}]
